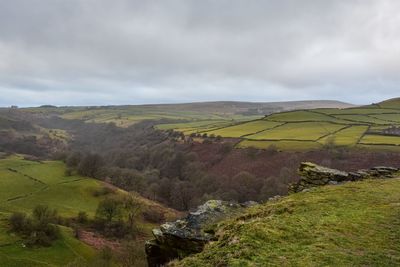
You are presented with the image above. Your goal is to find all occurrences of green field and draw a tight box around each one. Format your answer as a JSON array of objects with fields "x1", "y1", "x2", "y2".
[
  {"x1": 245, "y1": 122, "x2": 345, "y2": 141},
  {"x1": 318, "y1": 125, "x2": 369, "y2": 146},
  {"x1": 173, "y1": 178, "x2": 400, "y2": 266},
  {"x1": 0, "y1": 225, "x2": 96, "y2": 267},
  {"x1": 267, "y1": 110, "x2": 345, "y2": 122},
  {"x1": 204, "y1": 120, "x2": 284, "y2": 138},
  {"x1": 0, "y1": 156, "x2": 102, "y2": 266},
  {"x1": 237, "y1": 140, "x2": 322, "y2": 150},
  {"x1": 17, "y1": 98, "x2": 400, "y2": 151},
  {"x1": 0, "y1": 156, "x2": 177, "y2": 266},
  {"x1": 360, "y1": 134, "x2": 400, "y2": 146},
  {"x1": 159, "y1": 98, "x2": 400, "y2": 151},
  {"x1": 29, "y1": 105, "x2": 262, "y2": 128}
]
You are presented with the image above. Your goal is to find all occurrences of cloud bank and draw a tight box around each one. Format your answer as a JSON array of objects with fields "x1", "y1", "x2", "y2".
[{"x1": 0, "y1": 0, "x2": 399, "y2": 106}]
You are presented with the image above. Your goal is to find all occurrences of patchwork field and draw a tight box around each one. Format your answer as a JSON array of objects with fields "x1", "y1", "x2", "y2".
[
  {"x1": 13, "y1": 98, "x2": 400, "y2": 151},
  {"x1": 0, "y1": 156, "x2": 178, "y2": 266},
  {"x1": 21, "y1": 100, "x2": 352, "y2": 128},
  {"x1": 161, "y1": 98, "x2": 400, "y2": 151}
]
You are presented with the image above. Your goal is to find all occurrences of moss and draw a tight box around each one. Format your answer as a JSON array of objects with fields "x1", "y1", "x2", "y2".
[{"x1": 172, "y1": 178, "x2": 400, "y2": 266}]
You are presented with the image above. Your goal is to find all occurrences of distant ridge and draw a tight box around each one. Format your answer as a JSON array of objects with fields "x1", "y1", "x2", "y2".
[
  {"x1": 65, "y1": 100, "x2": 354, "y2": 114},
  {"x1": 141, "y1": 100, "x2": 354, "y2": 114},
  {"x1": 378, "y1": 97, "x2": 400, "y2": 108}
]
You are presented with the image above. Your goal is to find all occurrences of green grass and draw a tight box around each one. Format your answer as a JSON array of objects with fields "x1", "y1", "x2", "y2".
[
  {"x1": 266, "y1": 110, "x2": 347, "y2": 123},
  {"x1": 369, "y1": 113, "x2": 400, "y2": 123},
  {"x1": 0, "y1": 226, "x2": 96, "y2": 267},
  {"x1": 360, "y1": 134, "x2": 400, "y2": 146},
  {"x1": 237, "y1": 140, "x2": 322, "y2": 151},
  {"x1": 332, "y1": 114, "x2": 392, "y2": 125},
  {"x1": 58, "y1": 106, "x2": 261, "y2": 128},
  {"x1": 0, "y1": 156, "x2": 179, "y2": 266},
  {"x1": 162, "y1": 98, "x2": 400, "y2": 151},
  {"x1": 204, "y1": 120, "x2": 284, "y2": 138},
  {"x1": 318, "y1": 125, "x2": 369, "y2": 146},
  {"x1": 155, "y1": 120, "x2": 236, "y2": 134},
  {"x1": 173, "y1": 178, "x2": 400, "y2": 267},
  {"x1": 245, "y1": 122, "x2": 345, "y2": 141},
  {"x1": 315, "y1": 107, "x2": 400, "y2": 115},
  {"x1": 0, "y1": 157, "x2": 105, "y2": 265},
  {"x1": 0, "y1": 159, "x2": 105, "y2": 217},
  {"x1": 21, "y1": 98, "x2": 400, "y2": 151},
  {"x1": 378, "y1": 98, "x2": 400, "y2": 109}
]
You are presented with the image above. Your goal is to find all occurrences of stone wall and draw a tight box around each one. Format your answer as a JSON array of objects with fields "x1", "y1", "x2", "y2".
[{"x1": 289, "y1": 162, "x2": 400, "y2": 193}]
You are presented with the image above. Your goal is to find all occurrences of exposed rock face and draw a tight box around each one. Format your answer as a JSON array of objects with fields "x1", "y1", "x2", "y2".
[
  {"x1": 289, "y1": 162, "x2": 400, "y2": 193},
  {"x1": 145, "y1": 200, "x2": 257, "y2": 267}
]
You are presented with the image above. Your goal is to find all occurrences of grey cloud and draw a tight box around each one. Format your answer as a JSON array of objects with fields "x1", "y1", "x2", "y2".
[{"x1": 0, "y1": 0, "x2": 400, "y2": 106}]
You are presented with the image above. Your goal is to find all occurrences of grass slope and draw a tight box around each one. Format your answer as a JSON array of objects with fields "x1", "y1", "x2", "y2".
[
  {"x1": 0, "y1": 156, "x2": 179, "y2": 266},
  {"x1": 174, "y1": 178, "x2": 400, "y2": 266}
]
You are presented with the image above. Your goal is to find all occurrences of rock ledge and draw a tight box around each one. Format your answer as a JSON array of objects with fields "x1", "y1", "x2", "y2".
[
  {"x1": 145, "y1": 200, "x2": 256, "y2": 267},
  {"x1": 289, "y1": 162, "x2": 399, "y2": 193}
]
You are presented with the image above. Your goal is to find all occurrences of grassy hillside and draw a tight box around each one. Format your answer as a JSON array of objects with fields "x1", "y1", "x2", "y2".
[
  {"x1": 18, "y1": 100, "x2": 352, "y2": 128},
  {"x1": 0, "y1": 156, "x2": 178, "y2": 266},
  {"x1": 168, "y1": 98, "x2": 400, "y2": 151},
  {"x1": 173, "y1": 177, "x2": 400, "y2": 266}
]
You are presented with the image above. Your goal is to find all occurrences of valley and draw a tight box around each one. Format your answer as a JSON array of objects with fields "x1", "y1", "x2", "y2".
[{"x1": 0, "y1": 98, "x2": 400, "y2": 266}]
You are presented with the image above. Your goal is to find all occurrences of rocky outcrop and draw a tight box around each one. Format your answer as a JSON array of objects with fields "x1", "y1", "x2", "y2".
[
  {"x1": 289, "y1": 162, "x2": 400, "y2": 193},
  {"x1": 145, "y1": 200, "x2": 257, "y2": 267}
]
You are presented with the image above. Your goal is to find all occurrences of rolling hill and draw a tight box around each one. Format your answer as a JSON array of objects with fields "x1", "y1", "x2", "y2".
[
  {"x1": 0, "y1": 155, "x2": 179, "y2": 266},
  {"x1": 18, "y1": 100, "x2": 353, "y2": 128},
  {"x1": 160, "y1": 98, "x2": 400, "y2": 151},
  {"x1": 172, "y1": 177, "x2": 400, "y2": 266}
]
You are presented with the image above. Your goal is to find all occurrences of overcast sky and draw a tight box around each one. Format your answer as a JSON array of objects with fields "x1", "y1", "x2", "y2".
[{"x1": 0, "y1": 0, "x2": 399, "y2": 107}]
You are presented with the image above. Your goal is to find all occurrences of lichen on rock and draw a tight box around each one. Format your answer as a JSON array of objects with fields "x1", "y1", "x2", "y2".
[{"x1": 145, "y1": 200, "x2": 257, "y2": 267}]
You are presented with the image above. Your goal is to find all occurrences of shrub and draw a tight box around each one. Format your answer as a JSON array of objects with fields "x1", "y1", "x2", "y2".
[
  {"x1": 77, "y1": 211, "x2": 88, "y2": 224},
  {"x1": 32, "y1": 205, "x2": 58, "y2": 224},
  {"x1": 9, "y1": 205, "x2": 60, "y2": 247},
  {"x1": 203, "y1": 139, "x2": 212, "y2": 144},
  {"x1": 91, "y1": 247, "x2": 114, "y2": 267},
  {"x1": 102, "y1": 220, "x2": 129, "y2": 238},
  {"x1": 93, "y1": 186, "x2": 115, "y2": 197},
  {"x1": 219, "y1": 142, "x2": 233, "y2": 154},
  {"x1": 65, "y1": 168, "x2": 73, "y2": 176},
  {"x1": 246, "y1": 146, "x2": 259, "y2": 159},
  {"x1": 26, "y1": 223, "x2": 60, "y2": 247},
  {"x1": 266, "y1": 144, "x2": 278, "y2": 155},
  {"x1": 77, "y1": 153, "x2": 104, "y2": 178},
  {"x1": 9, "y1": 212, "x2": 28, "y2": 232},
  {"x1": 117, "y1": 241, "x2": 147, "y2": 267},
  {"x1": 96, "y1": 197, "x2": 123, "y2": 223},
  {"x1": 142, "y1": 209, "x2": 165, "y2": 223}
]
